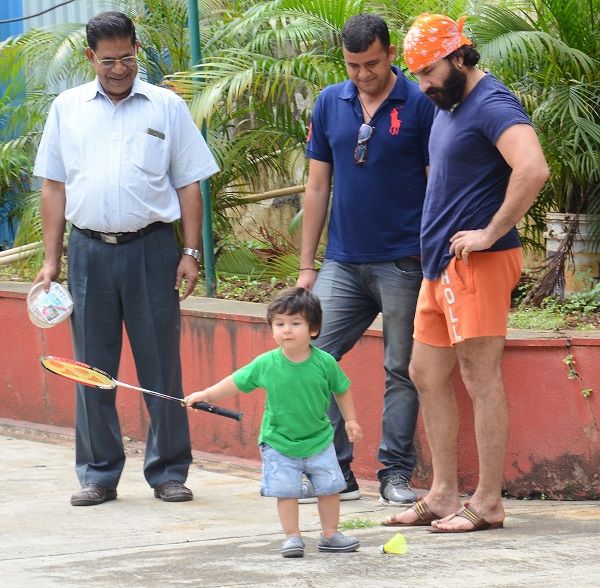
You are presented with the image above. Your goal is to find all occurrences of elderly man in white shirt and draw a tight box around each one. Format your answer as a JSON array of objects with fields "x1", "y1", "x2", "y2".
[{"x1": 33, "y1": 11, "x2": 219, "y2": 506}]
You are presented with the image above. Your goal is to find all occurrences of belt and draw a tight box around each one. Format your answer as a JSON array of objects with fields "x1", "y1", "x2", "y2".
[{"x1": 73, "y1": 221, "x2": 167, "y2": 244}]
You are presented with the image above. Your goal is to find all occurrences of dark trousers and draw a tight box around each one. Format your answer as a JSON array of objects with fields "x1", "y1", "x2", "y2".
[{"x1": 68, "y1": 225, "x2": 192, "y2": 489}]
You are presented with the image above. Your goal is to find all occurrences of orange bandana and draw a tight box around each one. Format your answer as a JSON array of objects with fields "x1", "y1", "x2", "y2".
[{"x1": 403, "y1": 13, "x2": 472, "y2": 73}]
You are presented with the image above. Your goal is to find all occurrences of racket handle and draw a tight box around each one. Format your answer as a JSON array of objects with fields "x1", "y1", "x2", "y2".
[{"x1": 191, "y1": 402, "x2": 243, "y2": 421}]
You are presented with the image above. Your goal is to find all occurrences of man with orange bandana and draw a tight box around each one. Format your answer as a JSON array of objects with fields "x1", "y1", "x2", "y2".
[{"x1": 382, "y1": 14, "x2": 549, "y2": 532}]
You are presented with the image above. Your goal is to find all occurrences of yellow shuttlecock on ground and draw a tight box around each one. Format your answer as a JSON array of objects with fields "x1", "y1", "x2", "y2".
[{"x1": 380, "y1": 533, "x2": 408, "y2": 554}]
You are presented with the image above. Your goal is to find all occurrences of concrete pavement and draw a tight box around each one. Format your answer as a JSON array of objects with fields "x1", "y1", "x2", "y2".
[{"x1": 0, "y1": 419, "x2": 599, "y2": 587}]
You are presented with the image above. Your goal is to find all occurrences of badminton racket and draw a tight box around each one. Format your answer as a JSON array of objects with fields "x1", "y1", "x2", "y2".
[{"x1": 40, "y1": 355, "x2": 242, "y2": 421}]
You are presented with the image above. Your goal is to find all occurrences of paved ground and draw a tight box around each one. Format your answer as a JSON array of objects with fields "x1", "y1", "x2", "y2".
[{"x1": 1, "y1": 419, "x2": 599, "y2": 588}]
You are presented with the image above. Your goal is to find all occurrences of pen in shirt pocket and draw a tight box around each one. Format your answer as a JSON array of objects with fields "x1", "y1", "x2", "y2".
[{"x1": 146, "y1": 128, "x2": 165, "y2": 140}]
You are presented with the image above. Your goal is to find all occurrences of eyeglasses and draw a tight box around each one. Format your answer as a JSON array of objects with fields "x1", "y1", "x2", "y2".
[
  {"x1": 93, "y1": 51, "x2": 137, "y2": 69},
  {"x1": 354, "y1": 123, "x2": 374, "y2": 165}
]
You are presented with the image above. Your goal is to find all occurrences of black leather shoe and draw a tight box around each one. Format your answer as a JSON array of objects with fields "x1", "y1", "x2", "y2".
[
  {"x1": 153, "y1": 480, "x2": 193, "y2": 502},
  {"x1": 71, "y1": 484, "x2": 117, "y2": 506}
]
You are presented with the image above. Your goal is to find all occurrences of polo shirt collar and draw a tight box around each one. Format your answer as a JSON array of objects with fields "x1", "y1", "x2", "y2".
[{"x1": 339, "y1": 65, "x2": 408, "y2": 102}]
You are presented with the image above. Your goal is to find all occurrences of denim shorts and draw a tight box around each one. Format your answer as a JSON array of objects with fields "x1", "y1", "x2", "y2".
[{"x1": 259, "y1": 442, "x2": 346, "y2": 498}]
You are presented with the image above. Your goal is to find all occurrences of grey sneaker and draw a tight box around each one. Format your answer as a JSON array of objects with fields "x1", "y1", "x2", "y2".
[
  {"x1": 298, "y1": 472, "x2": 361, "y2": 504},
  {"x1": 317, "y1": 532, "x2": 359, "y2": 553},
  {"x1": 378, "y1": 474, "x2": 417, "y2": 505},
  {"x1": 281, "y1": 536, "x2": 305, "y2": 558}
]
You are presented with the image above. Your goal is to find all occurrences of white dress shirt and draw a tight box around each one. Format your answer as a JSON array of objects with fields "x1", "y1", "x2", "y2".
[{"x1": 34, "y1": 78, "x2": 219, "y2": 232}]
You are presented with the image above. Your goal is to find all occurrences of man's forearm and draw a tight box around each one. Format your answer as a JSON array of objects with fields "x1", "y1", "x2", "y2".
[
  {"x1": 40, "y1": 180, "x2": 67, "y2": 266},
  {"x1": 485, "y1": 165, "x2": 549, "y2": 244},
  {"x1": 177, "y1": 182, "x2": 202, "y2": 249},
  {"x1": 300, "y1": 159, "x2": 333, "y2": 268},
  {"x1": 300, "y1": 186, "x2": 329, "y2": 267}
]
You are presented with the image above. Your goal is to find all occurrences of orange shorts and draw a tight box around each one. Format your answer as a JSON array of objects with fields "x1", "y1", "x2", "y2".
[{"x1": 414, "y1": 248, "x2": 522, "y2": 347}]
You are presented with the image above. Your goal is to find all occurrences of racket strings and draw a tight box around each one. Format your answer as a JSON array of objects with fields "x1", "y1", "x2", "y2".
[{"x1": 41, "y1": 357, "x2": 115, "y2": 388}]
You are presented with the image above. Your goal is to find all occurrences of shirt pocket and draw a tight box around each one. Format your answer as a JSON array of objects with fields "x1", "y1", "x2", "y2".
[{"x1": 128, "y1": 130, "x2": 169, "y2": 174}]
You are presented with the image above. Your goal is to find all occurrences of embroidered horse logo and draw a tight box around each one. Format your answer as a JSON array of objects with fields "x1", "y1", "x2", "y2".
[{"x1": 389, "y1": 108, "x2": 401, "y2": 135}]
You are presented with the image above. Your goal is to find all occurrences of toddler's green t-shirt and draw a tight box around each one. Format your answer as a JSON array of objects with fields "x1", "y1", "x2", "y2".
[{"x1": 233, "y1": 346, "x2": 350, "y2": 458}]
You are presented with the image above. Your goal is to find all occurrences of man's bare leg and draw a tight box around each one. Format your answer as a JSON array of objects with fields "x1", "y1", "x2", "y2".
[
  {"x1": 383, "y1": 341, "x2": 462, "y2": 525},
  {"x1": 432, "y1": 336, "x2": 507, "y2": 531}
]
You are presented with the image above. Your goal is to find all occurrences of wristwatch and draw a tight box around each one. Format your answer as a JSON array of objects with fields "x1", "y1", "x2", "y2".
[{"x1": 182, "y1": 247, "x2": 201, "y2": 262}]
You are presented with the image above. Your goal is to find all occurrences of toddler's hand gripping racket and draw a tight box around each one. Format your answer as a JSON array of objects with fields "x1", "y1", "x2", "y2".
[{"x1": 40, "y1": 356, "x2": 242, "y2": 421}]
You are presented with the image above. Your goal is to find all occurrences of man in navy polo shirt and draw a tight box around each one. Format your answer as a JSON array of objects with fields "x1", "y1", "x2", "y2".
[{"x1": 297, "y1": 13, "x2": 434, "y2": 504}]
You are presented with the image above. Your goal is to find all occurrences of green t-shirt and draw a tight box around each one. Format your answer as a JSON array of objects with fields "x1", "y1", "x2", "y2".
[{"x1": 232, "y1": 346, "x2": 350, "y2": 458}]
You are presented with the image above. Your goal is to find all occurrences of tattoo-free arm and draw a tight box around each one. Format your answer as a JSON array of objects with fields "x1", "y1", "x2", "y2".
[
  {"x1": 450, "y1": 124, "x2": 549, "y2": 258},
  {"x1": 34, "y1": 179, "x2": 66, "y2": 289},
  {"x1": 297, "y1": 159, "x2": 332, "y2": 289},
  {"x1": 334, "y1": 389, "x2": 363, "y2": 443},
  {"x1": 184, "y1": 375, "x2": 242, "y2": 407},
  {"x1": 175, "y1": 182, "x2": 202, "y2": 299}
]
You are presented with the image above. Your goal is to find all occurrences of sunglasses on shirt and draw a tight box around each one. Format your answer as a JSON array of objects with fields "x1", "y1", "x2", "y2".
[{"x1": 354, "y1": 123, "x2": 374, "y2": 165}]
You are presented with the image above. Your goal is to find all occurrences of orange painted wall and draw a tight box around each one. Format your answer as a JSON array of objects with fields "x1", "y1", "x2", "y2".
[{"x1": 1, "y1": 285, "x2": 599, "y2": 498}]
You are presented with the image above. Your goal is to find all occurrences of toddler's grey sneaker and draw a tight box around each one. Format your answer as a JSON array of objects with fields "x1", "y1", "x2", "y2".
[
  {"x1": 281, "y1": 536, "x2": 305, "y2": 558},
  {"x1": 317, "y1": 532, "x2": 359, "y2": 553}
]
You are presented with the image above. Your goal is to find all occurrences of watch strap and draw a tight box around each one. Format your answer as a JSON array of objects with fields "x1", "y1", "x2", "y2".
[{"x1": 182, "y1": 247, "x2": 200, "y2": 262}]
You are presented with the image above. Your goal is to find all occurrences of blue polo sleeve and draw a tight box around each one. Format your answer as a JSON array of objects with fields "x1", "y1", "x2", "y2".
[{"x1": 305, "y1": 92, "x2": 333, "y2": 163}]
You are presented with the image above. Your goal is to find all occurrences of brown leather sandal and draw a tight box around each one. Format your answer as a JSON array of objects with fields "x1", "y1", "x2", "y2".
[
  {"x1": 429, "y1": 502, "x2": 504, "y2": 533},
  {"x1": 381, "y1": 497, "x2": 442, "y2": 527}
]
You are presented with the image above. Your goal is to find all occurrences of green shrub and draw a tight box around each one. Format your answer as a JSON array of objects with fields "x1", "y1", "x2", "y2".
[{"x1": 509, "y1": 284, "x2": 600, "y2": 330}]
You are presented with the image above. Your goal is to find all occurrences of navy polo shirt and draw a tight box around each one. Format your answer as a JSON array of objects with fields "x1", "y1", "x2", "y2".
[{"x1": 306, "y1": 66, "x2": 434, "y2": 262}]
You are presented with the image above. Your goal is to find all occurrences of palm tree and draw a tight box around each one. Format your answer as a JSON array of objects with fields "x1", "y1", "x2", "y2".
[{"x1": 0, "y1": 45, "x2": 52, "y2": 248}]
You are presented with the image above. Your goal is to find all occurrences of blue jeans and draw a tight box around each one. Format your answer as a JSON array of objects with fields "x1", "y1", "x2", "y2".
[{"x1": 312, "y1": 258, "x2": 422, "y2": 481}]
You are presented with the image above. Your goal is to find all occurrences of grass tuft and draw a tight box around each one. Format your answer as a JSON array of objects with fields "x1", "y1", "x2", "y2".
[{"x1": 339, "y1": 518, "x2": 378, "y2": 530}]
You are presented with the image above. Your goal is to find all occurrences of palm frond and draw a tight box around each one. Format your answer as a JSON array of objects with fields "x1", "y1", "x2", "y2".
[
  {"x1": 477, "y1": 1, "x2": 599, "y2": 221},
  {"x1": 216, "y1": 246, "x2": 268, "y2": 277}
]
